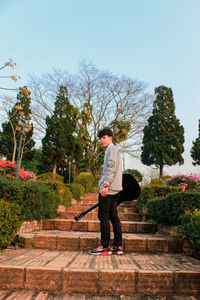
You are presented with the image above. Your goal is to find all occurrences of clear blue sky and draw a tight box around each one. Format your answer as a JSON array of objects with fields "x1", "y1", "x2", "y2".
[{"x1": 0, "y1": 0, "x2": 200, "y2": 176}]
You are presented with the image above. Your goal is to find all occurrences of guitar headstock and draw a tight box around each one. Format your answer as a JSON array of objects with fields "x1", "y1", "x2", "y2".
[{"x1": 74, "y1": 212, "x2": 84, "y2": 221}]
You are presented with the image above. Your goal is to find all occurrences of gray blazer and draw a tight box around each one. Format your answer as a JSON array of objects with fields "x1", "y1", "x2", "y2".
[{"x1": 98, "y1": 143, "x2": 122, "y2": 194}]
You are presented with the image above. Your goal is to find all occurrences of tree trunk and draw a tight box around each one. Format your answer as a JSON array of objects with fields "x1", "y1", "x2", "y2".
[
  {"x1": 12, "y1": 137, "x2": 17, "y2": 162},
  {"x1": 159, "y1": 165, "x2": 163, "y2": 179},
  {"x1": 53, "y1": 161, "x2": 57, "y2": 181}
]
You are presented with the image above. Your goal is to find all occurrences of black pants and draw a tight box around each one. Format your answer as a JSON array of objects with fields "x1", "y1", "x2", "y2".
[{"x1": 98, "y1": 192, "x2": 122, "y2": 248}]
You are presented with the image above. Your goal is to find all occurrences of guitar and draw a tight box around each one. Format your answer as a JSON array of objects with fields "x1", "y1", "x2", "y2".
[{"x1": 74, "y1": 173, "x2": 141, "y2": 221}]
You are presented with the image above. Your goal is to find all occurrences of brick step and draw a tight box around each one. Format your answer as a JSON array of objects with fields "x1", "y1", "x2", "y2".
[
  {"x1": 0, "y1": 249, "x2": 199, "y2": 295},
  {"x1": 60, "y1": 211, "x2": 148, "y2": 221},
  {"x1": 41, "y1": 219, "x2": 157, "y2": 234},
  {"x1": 18, "y1": 231, "x2": 183, "y2": 253},
  {"x1": 0, "y1": 290, "x2": 199, "y2": 300},
  {"x1": 63, "y1": 205, "x2": 139, "y2": 214}
]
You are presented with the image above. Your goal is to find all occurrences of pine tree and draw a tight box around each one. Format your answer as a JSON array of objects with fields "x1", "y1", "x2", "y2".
[
  {"x1": 42, "y1": 86, "x2": 80, "y2": 176},
  {"x1": 141, "y1": 86, "x2": 184, "y2": 178},
  {"x1": 0, "y1": 86, "x2": 35, "y2": 162},
  {"x1": 191, "y1": 120, "x2": 200, "y2": 166}
]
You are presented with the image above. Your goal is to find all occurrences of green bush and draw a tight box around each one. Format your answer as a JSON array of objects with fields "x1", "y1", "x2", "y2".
[
  {"x1": 180, "y1": 209, "x2": 200, "y2": 255},
  {"x1": 0, "y1": 199, "x2": 23, "y2": 248},
  {"x1": 0, "y1": 175, "x2": 24, "y2": 202},
  {"x1": 37, "y1": 172, "x2": 64, "y2": 183},
  {"x1": 147, "y1": 192, "x2": 200, "y2": 225},
  {"x1": 150, "y1": 176, "x2": 171, "y2": 185},
  {"x1": 124, "y1": 169, "x2": 143, "y2": 182},
  {"x1": 37, "y1": 173, "x2": 72, "y2": 206},
  {"x1": 150, "y1": 178, "x2": 163, "y2": 185},
  {"x1": 138, "y1": 184, "x2": 183, "y2": 207},
  {"x1": 58, "y1": 183, "x2": 72, "y2": 206},
  {"x1": 0, "y1": 176, "x2": 60, "y2": 221},
  {"x1": 70, "y1": 183, "x2": 85, "y2": 201},
  {"x1": 22, "y1": 182, "x2": 60, "y2": 220},
  {"x1": 74, "y1": 172, "x2": 95, "y2": 193}
]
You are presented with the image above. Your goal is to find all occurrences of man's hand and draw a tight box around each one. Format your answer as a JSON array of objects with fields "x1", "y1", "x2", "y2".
[{"x1": 101, "y1": 187, "x2": 109, "y2": 197}]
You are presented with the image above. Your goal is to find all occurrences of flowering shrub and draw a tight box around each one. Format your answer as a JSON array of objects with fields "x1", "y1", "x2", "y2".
[
  {"x1": 0, "y1": 159, "x2": 36, "y2": 181},
  {"x1": 163, "y1": 174, "x2": 200, "y2": 191}
]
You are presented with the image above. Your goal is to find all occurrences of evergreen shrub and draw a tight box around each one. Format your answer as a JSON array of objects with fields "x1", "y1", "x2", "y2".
[
  {"x1": 22, "y1": 182, "x2": 59, "y2": 220},
  {"x1": 58, "y1": 184, "x2": 72, "y2": 206},
  {"x1": 150, "y1": 176, "x2": 171, "y2": 185},
  {"x1": 74, "y1": 172, "x2": 95, "y2": 193},
  {"x1": 0, "y1": 199, "x2": 23, "y2": 248},
  {"x1": 138, "y1": 184, "x2": 182, "y2": 207},
  {"x1": 147, "y1": 192, "x2": 200, "y2": 225},
  {"x1": 0, "y1": 176, "x2": 59, "y2": 221},
  {"x1": 37, "y1": 172, "x2": 72, "y2": 206},
  {"x1": 37, "y1": 172, "x2": 64, "y2": 182},
  {"x1": 70, "y1": 183, "x2": 85, "y2": 201},
  {"x1": 180, "y1": 209, "x2": 200, "y2": 255}
]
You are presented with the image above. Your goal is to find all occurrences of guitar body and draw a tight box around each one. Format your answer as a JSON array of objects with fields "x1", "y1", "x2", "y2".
[
  {"x1": 74, "y1": 172, "x2": 141, "y2": 221},
  {"x1": 117, "y1": 172, "x2": 141, "y2": 205}
]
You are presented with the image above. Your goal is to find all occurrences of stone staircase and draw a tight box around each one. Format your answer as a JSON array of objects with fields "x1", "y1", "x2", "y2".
[{"x1": 0, "y1": 191, "x2": 200, "y2": 298}]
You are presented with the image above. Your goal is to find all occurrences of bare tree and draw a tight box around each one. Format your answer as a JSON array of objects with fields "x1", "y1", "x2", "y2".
[
  {"x1": 28, "y1": 60, "x2": 153, "y2": 171},
  {"x1": 73, "y1": 61, "x2": 153, "y2": 158}
]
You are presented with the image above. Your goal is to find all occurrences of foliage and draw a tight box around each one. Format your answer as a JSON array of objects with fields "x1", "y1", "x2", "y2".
[
  {"x1": 41, "y1": 86, "x2": 80, "y2": 175},
  {"x1": 138, "y1": 184, "x2": 182, "y2": 207},
  {"x1": 21, "y1": 149, "x2": 42, "y2": 175},
  {"x1": 57, "y1": 183, "x2": 72, "y2": 206},
  {"x1": 110, "y1": 120, "x2": 131, "y2": 144},
  {"x1": 147, "y1": 192, "x2": 200, "y2": 225},
  {"x1": 0, "y1": 176, "x2": 59, "y2": 221},
  {"x1": 37, "y1": 172, "x2": 72, "y2": 206},
  {"x1": 191, "y1": 120, "x2": 200, "y2": 166},
  {"x1": 0, "y1": 199, "x2": 23, "y2": 248},
  {"x1": 124, "y1": 169, "x2": 143, "y2": 182},
  {"x1": 0, "y1": 159, "x2": 36, "y2": 181},
  {"x1": 141, "y1": 85, "x2": 184, "y2": 178},
  {"x1": 0, "y1": 86, "x2": 35, "y2": 162},
  {"x1": 74, "y1": 172, "x2": 95, "y2": 193},
  {"x1": 29, "y1": 61, "x2": 153, "y2": 175},
  {"x1": 163, "y1": 174, "x2": 200, "y2": 191},
  {"x1": 150, "y1": 178, "x2": 163, "y2": 185},
  {"x1": 180, "y1": 209, "x2": 200, "y2": 255},
  {"x1": 70, "y1": 183, "x2": 85, "y2": 201},
  {"x1": 37, "y1": 172, "x2": 64, "y2": 182},
  {"x1": 150, "y1": 175, "x2": 171, "y2": 185}
]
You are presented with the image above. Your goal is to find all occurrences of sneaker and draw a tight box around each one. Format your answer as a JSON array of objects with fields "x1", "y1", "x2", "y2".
[
  {"x1": 89, "y1": 245, "x2": 111, "y2": 255},
  {"x1": 111, "y1": 245, "x2": 124, "y2": 255}
]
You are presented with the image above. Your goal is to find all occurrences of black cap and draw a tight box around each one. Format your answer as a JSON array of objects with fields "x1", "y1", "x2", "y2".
[{"x1": 98, "y1": 128, "x2": 113, "y2": 138}]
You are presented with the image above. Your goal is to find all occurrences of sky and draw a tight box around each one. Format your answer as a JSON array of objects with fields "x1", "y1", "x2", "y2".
[{"x1": 0, "y1": 0, "x2": 200, "y2": 178}]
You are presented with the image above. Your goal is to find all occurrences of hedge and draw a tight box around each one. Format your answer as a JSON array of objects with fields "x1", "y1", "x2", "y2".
[
  {"x1": 138, "y1": 184, "x2": 183, "y2": 207},
  {"x1": 70, "y1": 183, "x2": 85, "y2": 201},
  {"x1": 147, "y1": 192, "x2": 200, "y2": 226},
  {"x1": 37, "y1": 173, "x2": 72, "y2": 206},
  {"x1": 0, "y1": 176, "x2": 60, "y2": 221},
  {"x1": 0, "y1": 199, "x2": 23, "y2": 248}
]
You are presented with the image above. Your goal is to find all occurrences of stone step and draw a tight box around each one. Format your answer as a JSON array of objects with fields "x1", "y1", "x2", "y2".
[
  {"x1": 41, "y1": 219, "x2": 157, "y2": 234},
  {"x1": 18, "y1": 231, "x2": 183, "y2": 253},
  {"x1": 60, "y1": 211, "x2": 148, "y2": 222},
  {"x1": 0, "y1": 249, "x2": 199, "y2": 295}
]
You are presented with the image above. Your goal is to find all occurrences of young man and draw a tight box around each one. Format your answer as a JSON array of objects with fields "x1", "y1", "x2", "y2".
[{"x1": 89, "y1": 128, "x2": 123, "y2": 255}]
